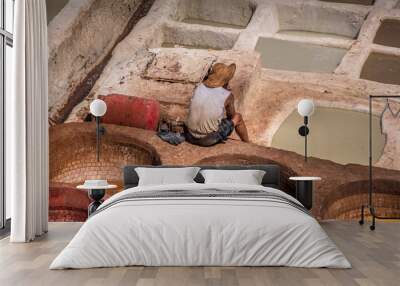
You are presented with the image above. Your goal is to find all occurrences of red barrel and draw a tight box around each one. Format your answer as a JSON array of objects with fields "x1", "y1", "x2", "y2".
[{"x1": 100, "y1": 94, "x2": 160, "y2": 131}]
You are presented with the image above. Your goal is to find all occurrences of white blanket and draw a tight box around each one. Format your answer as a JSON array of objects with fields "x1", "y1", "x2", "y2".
[{"x1": 50, "y1": 183, "x2": 351, "y2": 269}]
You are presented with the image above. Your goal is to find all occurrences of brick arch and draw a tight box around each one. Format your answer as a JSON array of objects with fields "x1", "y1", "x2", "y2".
[
  {"x1": 50, "y1": 125, "x2": 161, "y2": 187},
  {"x1": 195, "y1": 154, "x2": 298, "y2": 196},
  {"x1": 322, "y1": 179, "x2": 400, "y2": 220},
  {"x1": 49, "y1": 123, "x2": 161, "y2": 221}
]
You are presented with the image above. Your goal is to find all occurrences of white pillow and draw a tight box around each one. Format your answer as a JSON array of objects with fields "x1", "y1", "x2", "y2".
[
  {"x1": 135, "y1": 167, "x2": 200, "y2": 186},
  {"x1": 200, "y1": 169, "x2": 266, "y2": 185}
]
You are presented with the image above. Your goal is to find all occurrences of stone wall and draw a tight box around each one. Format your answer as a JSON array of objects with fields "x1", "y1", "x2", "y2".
[{"x1": 48, "y1": 0, "x2": 152, "y2": 125}]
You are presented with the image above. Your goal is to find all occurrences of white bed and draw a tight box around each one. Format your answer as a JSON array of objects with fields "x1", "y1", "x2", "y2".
[{"x1": 50, "y1": 183, "x2": 351, "y2": 269}]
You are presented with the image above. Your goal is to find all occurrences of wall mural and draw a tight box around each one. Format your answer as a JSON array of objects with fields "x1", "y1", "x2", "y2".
[{"x1": 47, "y1": 0, "x2": 400, "y2": 221}]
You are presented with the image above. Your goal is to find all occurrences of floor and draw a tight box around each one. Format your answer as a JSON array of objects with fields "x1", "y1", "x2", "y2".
[{"x1": 0, "y1": 221, "x2": 399, "y2": 286}]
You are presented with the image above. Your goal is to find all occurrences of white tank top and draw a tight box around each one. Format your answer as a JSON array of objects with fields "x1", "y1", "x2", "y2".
[{"x1": 186, "y1": 83, "x2": 231, "y2": 138}]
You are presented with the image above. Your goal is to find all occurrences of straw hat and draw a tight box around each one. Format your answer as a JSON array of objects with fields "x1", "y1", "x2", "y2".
[{"x1": 203, "y1": 63, "x2": 236, "y2": 88}]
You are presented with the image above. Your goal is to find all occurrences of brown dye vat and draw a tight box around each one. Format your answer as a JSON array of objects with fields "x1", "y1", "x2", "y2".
[
  {"x1": 360, "y1": 53, "x2": 400, "y2": 85},
  {"x1": 319, "y1": 0, "x2": 374, "y2": 5},
  {"x1": 50, "y1": 124, "x2": 161, "y2": 186},
  {"x1": 255, "y1": 38, "x2": 347, "y2": 73},
  {"x1": 180, "y1": 0, "x2": 253, "y2": 28},
  {"x1": 373, "y1": 19, "x2": 400, "y2": 48}
]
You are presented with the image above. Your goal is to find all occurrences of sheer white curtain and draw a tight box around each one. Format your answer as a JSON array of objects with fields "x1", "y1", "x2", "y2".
[{"x1": 8, "y1": 0, "x2": 49, "y2": 242}]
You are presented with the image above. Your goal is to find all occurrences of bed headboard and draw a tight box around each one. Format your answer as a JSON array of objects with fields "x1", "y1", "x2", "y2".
[{"x1": 123, "y1": 165, "x2": 281, "y2": 189}]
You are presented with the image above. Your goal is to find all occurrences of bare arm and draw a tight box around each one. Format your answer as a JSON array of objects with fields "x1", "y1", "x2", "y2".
[{"x1": 224, "y1": 93, "x2": 236, "y2": 120}]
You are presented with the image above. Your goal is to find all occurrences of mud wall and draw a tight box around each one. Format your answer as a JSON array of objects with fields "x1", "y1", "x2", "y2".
[{"x1": 48, "y1": 0, "x2": 150, "y2": 124}]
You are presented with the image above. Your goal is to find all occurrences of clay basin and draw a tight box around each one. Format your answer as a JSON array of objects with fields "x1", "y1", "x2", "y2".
[
  {"x1": 177, "y1": 0, "x2": 253, "y2": 29},
  {"x1": 360, "y1": 53, "x2": 400, "y2": 85},
  {"x1": 50, "y1": 123, "x2": 161, "y2": 187},
  {"x1": 161, "y1": 25, "x2": 238, "y2": 50},
  {"x1": 255, "y1": 38, "x2": 347, "y2": 73},
  {"x1": 276, "y1": 3, "x2": 366, "y2": 39},
  {"x1": 322, "y1": 179, "x2": 400, "y2": 220},
  {"x1": 271, "y1": 107, "x2": 385, "y2": 165},
  {"x1": 373, "y1": 19, "x2": 400, "y2": 48},
  {"x1": 49, "y1": 123, "x2": 162, "y2": 221}
]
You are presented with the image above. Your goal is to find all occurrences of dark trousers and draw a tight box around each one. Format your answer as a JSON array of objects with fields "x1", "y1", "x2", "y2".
[{"x1": 185, "y1": 119, "x2": 234, "y2": 147}]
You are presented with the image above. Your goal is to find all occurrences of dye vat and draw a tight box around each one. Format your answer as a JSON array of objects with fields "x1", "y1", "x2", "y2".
[
  {"x1": 255, "y1": 38, "x2": 347, "y2": 73},
  {"x1": 278, "y1": 30, "x2": 351, "y2": 40},
  {"x1": 360, "y1": 53, "x2": 400, "y2": 85},
  {"x1": 50, "y1": 123, "x2": 161, "y2": 186},
  {"x1": 161, "y1": 25, "x2": 237, "y2": 51},
  {"x1": 373, "y1": 19, "x2": 400, "y2": 48},
  {"x1": 319, "y1": 0, "x2": 374, "y2": 5},
  {"x1": 271, "y1": 107, "x2": 385, "y2": 165},
  {"x1": 276, "y1": 4, "x2": 365, "y2": 39},
  {"x1": 178, "y1": 0, "x2": 252, "y2": 29}
]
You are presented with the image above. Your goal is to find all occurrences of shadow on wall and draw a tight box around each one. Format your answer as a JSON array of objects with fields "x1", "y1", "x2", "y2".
[
  {"x1": 46, "y1": 0, "x2": 69, "y2": 23},
  {"x1": 322, "y1": 179, "x2": 400, "y2": 220},
  {"x1": 195, "y1": 154, "x2": 298, "y2": 197}
]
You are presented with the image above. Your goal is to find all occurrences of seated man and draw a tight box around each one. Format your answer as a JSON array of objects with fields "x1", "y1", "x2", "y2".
[{"x1": 186, "y1": 63, "x2": 249, "y2": 147}]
